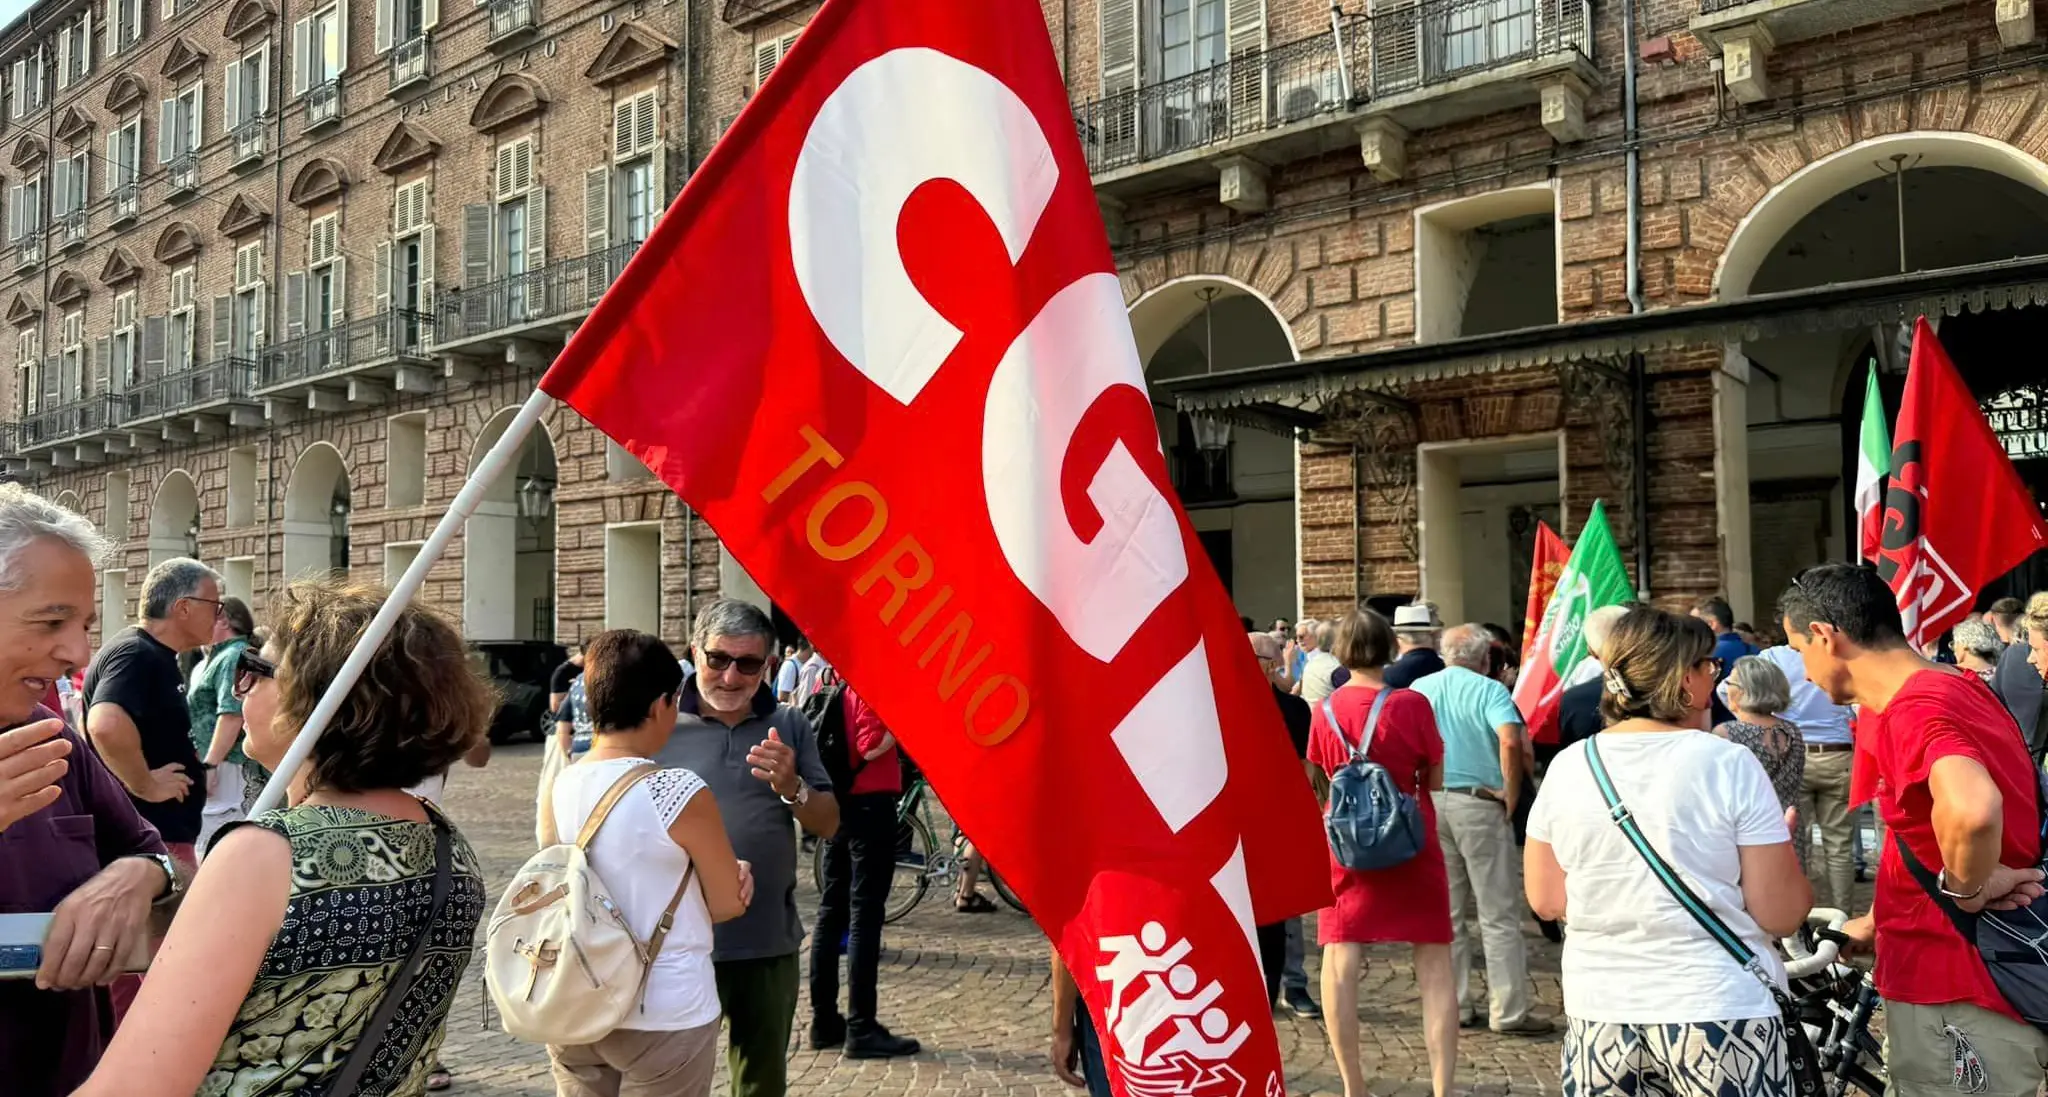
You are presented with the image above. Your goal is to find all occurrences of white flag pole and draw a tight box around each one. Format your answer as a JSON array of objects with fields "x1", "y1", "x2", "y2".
[{"x1": 245, "y1": 387, "x2": 557, "y2": 817}]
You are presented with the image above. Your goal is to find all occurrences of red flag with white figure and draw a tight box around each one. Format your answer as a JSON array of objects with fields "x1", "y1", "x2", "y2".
[
  {"x1": 1520, "y1": 521, "x2": 1570, "y2": 745},
  {"x1": 538, "y1": 2, "x2": 1330, "y2": 1095}
]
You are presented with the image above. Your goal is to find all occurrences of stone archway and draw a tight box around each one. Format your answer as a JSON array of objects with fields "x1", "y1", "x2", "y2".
[
  {"x1": 1711, "y1": 131, "x2": 2048, "y2": 618},
  {"x1": 149, "y1": 470, "x2": 200, "y2": 567},
  {"x1": 282, "y1": 443, "x2": 351, "y2": 580},
  {"x1": 1127, "y1": 276, "x2": 1300, "y2": 623},
  {"x1": 463, "y1": 408, "x2": 557, "y2": 640}
]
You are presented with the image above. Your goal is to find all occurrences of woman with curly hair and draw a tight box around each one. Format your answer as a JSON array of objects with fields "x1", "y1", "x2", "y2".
[{"x1": 74, "y1": 577, "x2": 499, "y2": 1097}]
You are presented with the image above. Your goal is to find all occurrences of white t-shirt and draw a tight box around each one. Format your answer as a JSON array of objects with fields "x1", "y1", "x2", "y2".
[
  {"x1": 551, "y1": 756, "x2": 720, "y2": 1031},
  {"x1": 774, "y1": 658, "x2": 802, "y2": 698},
  {"x1": 1528, "y1": 731, "x2": 1792, "y2": 1024},
  {"x1": 1299, "y1": 650, "x2": 1342, "y2": 703}
]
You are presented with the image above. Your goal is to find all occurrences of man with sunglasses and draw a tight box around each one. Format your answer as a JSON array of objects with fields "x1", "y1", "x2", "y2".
[
  {"x1": 83, "y1": 557, "x2": 222, "y2": 869},
  {"x1": 659, "y1": 598, "x2": 840, "y2": 1097}
]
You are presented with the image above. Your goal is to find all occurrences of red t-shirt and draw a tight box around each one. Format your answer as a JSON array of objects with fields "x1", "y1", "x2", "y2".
[
  {"x1": 840, "y1": 686, "x2": 902, "y2": 796},
  {"x1": 1868, "y1": 668, "x2": 2039, "y2": 1018}
]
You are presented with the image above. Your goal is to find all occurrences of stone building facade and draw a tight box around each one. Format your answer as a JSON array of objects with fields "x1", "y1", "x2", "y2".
[{"x1": 9, "y1": 0, "x2": 2048, "y2": 650}]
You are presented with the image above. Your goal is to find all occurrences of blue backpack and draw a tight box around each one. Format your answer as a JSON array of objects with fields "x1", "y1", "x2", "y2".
[{"x1": 1320, "y1": 689, "x2": 1426, "y2": 872}]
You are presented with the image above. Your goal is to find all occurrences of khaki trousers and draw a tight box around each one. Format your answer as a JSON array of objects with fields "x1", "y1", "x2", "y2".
[
  {"x1": 548, "y1": 1022, "x2": 720, "y2": 1097},
  {"x1": 1435, "y1": 790, "x2": 1533, "y2": 1028},
  {"x1": 1801, "y1": 749, "x2": 1856, "y2": 912},
  {"x1": 1888, "y1": 1000, "x2": 2048, "y2": 1097}
]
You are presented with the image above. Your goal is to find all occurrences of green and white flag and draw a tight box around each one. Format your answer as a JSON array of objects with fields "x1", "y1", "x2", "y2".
[
  {"x1": 1855, "y1": 369, "x2": 1892, "y2": 562},
  {"x1": 1513, "y1": 501, "x2": 1634, "y2": 739}
]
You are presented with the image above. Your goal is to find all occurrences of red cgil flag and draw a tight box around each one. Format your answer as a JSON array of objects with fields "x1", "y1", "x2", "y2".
[
  {"x1": 1851, "y1": 317, "x2": 2048, "y2": 804},
  {"x1": 538, "y1": 1, "x2": 1330, "y2": 1095},
  {"x1": 1520, "y1": 521, "x2": 1570, "y2": 745}
]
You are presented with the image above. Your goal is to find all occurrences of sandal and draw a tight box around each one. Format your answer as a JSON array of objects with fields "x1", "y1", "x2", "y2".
[
  {"x1": 426, "y1": 1068, "x2": 453, "y2": 1091},
  {"x1": 956, "y1": 892, "x2": 997, "y2": 913}
]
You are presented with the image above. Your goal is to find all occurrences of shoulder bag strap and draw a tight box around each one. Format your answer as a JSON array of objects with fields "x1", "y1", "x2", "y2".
[
  {"x1": 574, "y1": 762, "x2": 660, "y2": 849},
  {"x1": 1320, "y1": 689, "x2": 1395, "y2": 761},
  {"x1": 327, "y1": 801, "x2": 456, "y2": 1096},
  {"x1": 1583, "y1": 738, "x2": 1782, "y2": 991}
]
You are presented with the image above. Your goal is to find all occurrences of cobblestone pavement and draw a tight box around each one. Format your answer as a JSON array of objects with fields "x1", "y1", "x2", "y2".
[{"x1": 433, "y1": 742, "x2": 1576, "y2": 1097}]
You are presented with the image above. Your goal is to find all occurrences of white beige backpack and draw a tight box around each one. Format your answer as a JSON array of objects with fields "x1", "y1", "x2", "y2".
[{"x1": 486, "y1": 762, "x2": 696, "y2": 1046}]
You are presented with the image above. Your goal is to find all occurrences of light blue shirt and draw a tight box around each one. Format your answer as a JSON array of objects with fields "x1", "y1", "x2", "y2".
[
  {"x1": 1408, "y1": 666, "x2": 1523, "y2": 791},
  {"x1": 1718, "y1": 645, "x2": 1854, "y2": 745}
]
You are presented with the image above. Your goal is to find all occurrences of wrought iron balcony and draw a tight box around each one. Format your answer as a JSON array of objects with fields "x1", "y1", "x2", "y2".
[
  {"x1": 258, "y1": 309, "x2": 434, "y2": 391},
  {"x1": 0, "y1": 421, "x2": 16, "y2": 460},
  {"x1": 121, "y1": 358, "x2": 258, "y2": 423},
  {"x1": 164, "y1": 153, "x2": 200, "y2": 198},
  {"x1": 489, "y1": 0, "x2": 537, "y2": 43},
  {"x1": 437, "y1": 241, "x2": 637, "y2": 349},
  {"x1": 1073, "y1": 0, "x2": 1593, "y2": 183},
  {"x1": 306, "y1": 79, "x2": 343, "y2": 130},
  {"x1": 390, "y1": 35, "x2": 431, "y2": 93},
  {"x1": 13, "y1": 234, "x2": 42, "y2": 271},
  {"x1": 232, "y1": 120, "x2": 267, "y2": 166},
  {"x1": 110, "y1": 181, "x2": 140, "y2": 224},
  {"x1": 19, "y1": 394, "x2": 121, "y2": 450},
  {"x1": 56, "y1": 210, "x2": 86, "y2": 251}
]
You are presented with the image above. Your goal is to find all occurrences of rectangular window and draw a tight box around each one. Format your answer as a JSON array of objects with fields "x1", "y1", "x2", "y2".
[
  {"x1": 111, "y1": 290, "x2": 137, "y2": 385},
  {"x1": 160, "y1": 84, "x2": 203, "y2": 163},
  {"x1": 621, "y1": 159, "x2": 652, "y2": 245},
  {"x1": 168, "y1": 266, "x2": 195, "y2": 372},
  {"x1": 109, "y1": 118, "x2": 141, "y2": 187},
  {"x1": 398, "y1": 236, "x2": 422, "y2": 311},
  {"x1": 16, "y1": 327, "x2": 38, "y2": 414},
  {"x1": 499, "y1": 199, "x2": 526, "y2": 277},
  {"x1": 1159, "y1": 0, "x2": 1224, "y2": 79},
  {"x1": 56, "y1": 14, "x2": 90, "y2": 89},
  {"x1": 311, "y1": 265, "x2": 335, "y2": 332},
  {"x1": 111, "y1": 0, "x2": 143, "y2": 55},
  {"x1": 229, "y1": 44, "x2": 269, "y2": 128},
  {"x1": 311, "y1": 7, "x2": 342, "y2": 84},
  {"x1": 59, "y1": 311, "x2": 83, "y2": 402},
  {"x1": 8, "y1": 176, "x2": 43, "y2": 240}
]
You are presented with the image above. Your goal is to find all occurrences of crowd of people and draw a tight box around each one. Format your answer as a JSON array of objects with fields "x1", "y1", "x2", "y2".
[{"x1": 8, "y1": 459, "x2": 2048, "y2": 1097}]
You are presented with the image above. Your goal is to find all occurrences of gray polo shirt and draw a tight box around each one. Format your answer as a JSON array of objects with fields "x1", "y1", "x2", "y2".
[{"x1": 657, "y1": 679, "x2": 832, "y2": 962}]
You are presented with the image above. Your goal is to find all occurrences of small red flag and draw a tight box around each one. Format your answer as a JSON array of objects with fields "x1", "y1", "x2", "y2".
[
  {"x1": 538, "y1": 1, "x2": 1329, "y2": 1093},
  {"x1": 1521, "y1": 521, "x2": 1570, "y2": 745},
  {"x1": 1852, "y1": 318, "x2": 2048, "y2": 804}
]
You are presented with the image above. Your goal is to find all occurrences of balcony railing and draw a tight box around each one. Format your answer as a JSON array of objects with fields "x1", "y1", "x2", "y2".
[
  {"x1": 121, "y1": 358, "x2": 257, "y2": 423},
  {"x1": 258, "y1": 309, "x2": 434, "y2": 389},
  {"x1": 165, "y1": 153, "x2": 199, "y2": 197},
  {"x1": 1699, "y1": 0, "x2": 1754, "y2": 11},
  {"x1": 438, "y1": 241, "x2": 637, "y2": 346},
  {"x1": 56, "y1": 210, "x2": 86, "y2": 250},
  {"x1": 391, "y1": 35, "x2": 431, "y2": 91},
  {"x1": 13, "y1": 234, "x2": 42, "y2": 270},
  {"x1": 20, "y1": 394, "x2": 121, "y2": 449},
  {"x1": 306, "y1": 79, "x2": 343, "y2": 129},
  {"x1": 489, "y1": 0, "x2": 537, "y2": 42},
  {"x1": 0, "y1": 421, "x2": 16, "y2": 459},
  {"x1": 110, "y1": 181, "x2": 139, "y2": 224},
  {"x1": 232, "y1": 119, "x2": 267, "y2": 166},
  {"x1": 1072, "y1": 0, "x2": 1591, "y2": 174}
]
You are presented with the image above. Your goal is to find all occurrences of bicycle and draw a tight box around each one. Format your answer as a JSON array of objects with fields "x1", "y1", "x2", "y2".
[
  {"x1": 810, "y1": 775, "x2": 1024, "y2": 923},
  {"x1": 1781, "y1": 908, "x2": 1886, "y2": 1097}
]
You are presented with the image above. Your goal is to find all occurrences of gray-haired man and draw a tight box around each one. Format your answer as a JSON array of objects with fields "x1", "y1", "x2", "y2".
[
  {"x1": 84, "y1": 557, "x2": 221, "y2": 867},
  {"x1": 658, "y1": 598, "x2": 840, "y2": 1097}
]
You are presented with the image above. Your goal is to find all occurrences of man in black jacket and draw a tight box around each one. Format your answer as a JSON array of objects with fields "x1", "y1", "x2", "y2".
[{"x1": 1993, "y1": 609, "x2": 2048, "y2": 761}]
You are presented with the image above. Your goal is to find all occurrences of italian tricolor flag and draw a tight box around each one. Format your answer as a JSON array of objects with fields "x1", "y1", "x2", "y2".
[
  {"x1": 1513, "y1": 501, "x2": 1635, "y2": 738},
  {"x1": 1855, "y1": 369, "x2": 1892, "y2": 562}
]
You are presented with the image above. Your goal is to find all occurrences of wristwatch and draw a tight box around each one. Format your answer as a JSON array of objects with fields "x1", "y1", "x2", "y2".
[
  {"x1": 779, "y1": 784, "x2": 812, "y2": 808},
  {"x1": 131, "y1": 852, "x2": 179, "y2": 904}
]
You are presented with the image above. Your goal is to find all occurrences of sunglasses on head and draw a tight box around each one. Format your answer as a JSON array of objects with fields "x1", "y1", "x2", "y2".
[
  {"x1": 702, "y1": 649, "x2": 767, "y2": 676},
  {"x1": 233, "y1": 649, "x2": 276, "y2": 699}
]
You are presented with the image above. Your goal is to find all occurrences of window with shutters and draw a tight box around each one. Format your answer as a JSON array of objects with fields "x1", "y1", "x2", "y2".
[
  {"x1": 229, "y1": 43, "x2": 271, "y2": 130},
  {"x1": 108, "y1": 117, "x2": 142, "y2": 221},
  {"x1": 56, "y1": 13, "x2": 91, "y2": 90},
  {"x1": 610, "y1": 92, "x2": 661, "y2": 247},
  {"x1": 380, "y1": 0, "x2": 436, "y2": 52},
  {"x1": 163, "y1": 0, "x2": 195, "y2": 20},
  {"x1": 492, "y1": 138, "x2": 540, "y2": 321},
  {"x1": 305, "y1": 214, "x2": 345, "y2": 363},
  {"x1": 8, "y1": 175, "x2": 43, "y2": 242},
  {"x1": 111, "y1": 290, "x2": 137, "y2": 387},
  {"x1": 110, "y1": 0, "x2": 143, "y2": 56},
  {"x1": 167, "y1": 265, "x2": 196, "y2": 372},
  {"x1": 160, "y1": 83, "x2": 204, "y2": 191},
  {"x1": 16, "y1": 327, "x2": 39, "y2": 415},
  {"x1": 59, "y1": 310, "x2": 83, "y2": 403},
  {"x1": 10, "y1": 47, "x2": 45, "y2": 120},
  {"x1": 753, "y1": 30, "x2": 799, "y2": 90},
  {"x1": 382, "y1": 179, "x2": 434, "y2": 347},
  {"x1": 232, "y1": 242, "x2": 266, "y2": 358},
  {"x1": 293, "y1": 6, "x2": 346, "y2": 98},
  {"x1": 51, "y1": 151, "x2": 86, "y2": 247}
]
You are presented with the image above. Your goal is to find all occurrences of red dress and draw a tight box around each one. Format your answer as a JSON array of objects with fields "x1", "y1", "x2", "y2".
[{"x1": 1306, "y1": 684, "x2": 1451, "y2": 946}]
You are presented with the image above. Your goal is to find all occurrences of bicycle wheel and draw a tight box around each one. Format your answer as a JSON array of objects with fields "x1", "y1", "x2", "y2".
[
  {"x1": 885, "y1": 815, "x2": 934, "y2": 924},
  {"x1": 987, "y1": 866, "x2": 1026, "y2": 914}
]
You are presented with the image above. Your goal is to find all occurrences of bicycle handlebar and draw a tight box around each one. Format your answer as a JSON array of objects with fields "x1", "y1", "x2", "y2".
[{"x1": 1781, "y1": 907, "x2": 1851, "y2": 979}]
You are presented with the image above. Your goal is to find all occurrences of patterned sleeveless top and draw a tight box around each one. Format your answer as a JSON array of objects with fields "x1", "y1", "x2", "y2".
[{"x1": 201, "y1": 803, "x2": 487, "y2": 1097}]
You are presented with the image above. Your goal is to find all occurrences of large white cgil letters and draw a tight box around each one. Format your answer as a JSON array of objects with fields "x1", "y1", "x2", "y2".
[{"x1": 789, "y1": 48, "x2": 1230, "y2": 839}]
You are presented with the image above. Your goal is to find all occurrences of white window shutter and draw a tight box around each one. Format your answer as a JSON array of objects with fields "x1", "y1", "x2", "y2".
[
  {"x1": 159, "y1": 99, "x2": 174, "y2": 161},
  {"x1": 583, "y1": 166, "x2": 608, "y2": 253},
  {"x1": 73, "y1": 153, "x2": 87, "y2": 208},
  {"x1": 612, "y1": 99, "x2": 633, "y2": 162},
  {"x1": 419, "y1": 226, "x2": 435, "y2": 315},
  {"x1": 375, "y1": 0, "x2": 392, "y2": 55},
  {"x1": 211, "y1": 294, "x2": 231, "y2": 361},
  {"x1": 423, "y1": 0, "x2": 439, "y2": 32},
  {"x1": 104, "y1": 130, "x2": 117, "y2": 189},
  {"x1": 191, "y1": 82, "x2": 204, "y2": 148},
  {"x1": 526, "y1": 186, "x2": 546, "y2": 270},
  {"x1": 252, "y1": 281, "x2": 266, "y2": 345},
  {"x1": 650, "y1": 139, "x2": 666, "y2": 223},
  {"x1": 373, "y1": 239, "x2": 391, "y2": 317},
  {"x1": 258, "y1": 42, "x2": 271, "y2": 114},
  {"x1": 79, "y1": 10, "x2": 90, "y2": 73},
  {"x1": 225, "y1": 57, "x2": 241, "y2": 127},
  {"x1": 334, "y1": 8, "x2": 348, "y2": 77},
  {"x1": 55, "y1": 27, "x2": 69, "y2": 90},
  {"x1": 50, "y1": 158, "x2": 67, "y2": 217},
  {"x1": 161, "y1": 0, "x2": 174, "y2": 22},
  {"x1": 292, "y1": 18, "x2": 310, "y2": 97},
  {"x1": 1101, "y1": 0, "x2": 1138, "y2": 95},
  {"x1": 330, "y1": 256, "x2": 347, "y2": 324},
  {"x1": 754, "y1": 40, "x2": 779, "y2": 88}
]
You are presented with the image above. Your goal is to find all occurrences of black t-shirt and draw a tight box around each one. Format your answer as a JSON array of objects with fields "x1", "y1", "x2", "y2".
[
  {"x1": 1382, "y1": 647, "x2": 1446, "y2": 689},
  {"x1": 83, "y1": 627, "x2": 202, "y2": 844},
  {"x1": 1270, "y1": 686, "x2": 1311, "y2": 760},
  {"x1": 549, "y1": 658, "x2": 580, "y2": 696}
]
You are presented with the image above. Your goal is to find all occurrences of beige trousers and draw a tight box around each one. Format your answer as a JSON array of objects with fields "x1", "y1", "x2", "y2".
[
  {"x1": 1436, "y1": 790, "x2": 1533, "y2": 1028},
  {"x1": 548, "y1": 1022, "x2": 720, "y2": 1097}
]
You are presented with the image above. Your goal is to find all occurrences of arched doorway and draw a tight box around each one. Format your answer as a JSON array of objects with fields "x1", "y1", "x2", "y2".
[
  {"x1": 282, "y1": 443, "x2": 352, "y2": 580},
  {"x1": 463, "y1": 409, "x2": 557, "y2": 641},
  {"x1": 1717, "y1": 133, "x2": 2048, "y2": 618},
  {"x1": 1128, "y1": 276, "x2": 1299, "y2": 624},
  {"x1": 149, "y1": 471, "x2": 200, "y2": 567}
]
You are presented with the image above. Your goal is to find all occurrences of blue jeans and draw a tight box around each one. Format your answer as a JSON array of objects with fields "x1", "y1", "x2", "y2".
[{"x1": 1077, "y1": 1006, "x2": 1112, "y2": 1097}]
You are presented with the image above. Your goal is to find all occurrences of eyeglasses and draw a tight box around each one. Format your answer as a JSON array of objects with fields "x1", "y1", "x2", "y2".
[
  {"x1": 183, "y1": 596, "x2": 225, "y2": 619},
  {"x1": 232, "y1": 649, "x2": 276, "y2": 699},
  {"x1": 701, "y1": 649, "x2": 768, "y2": 676}
]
